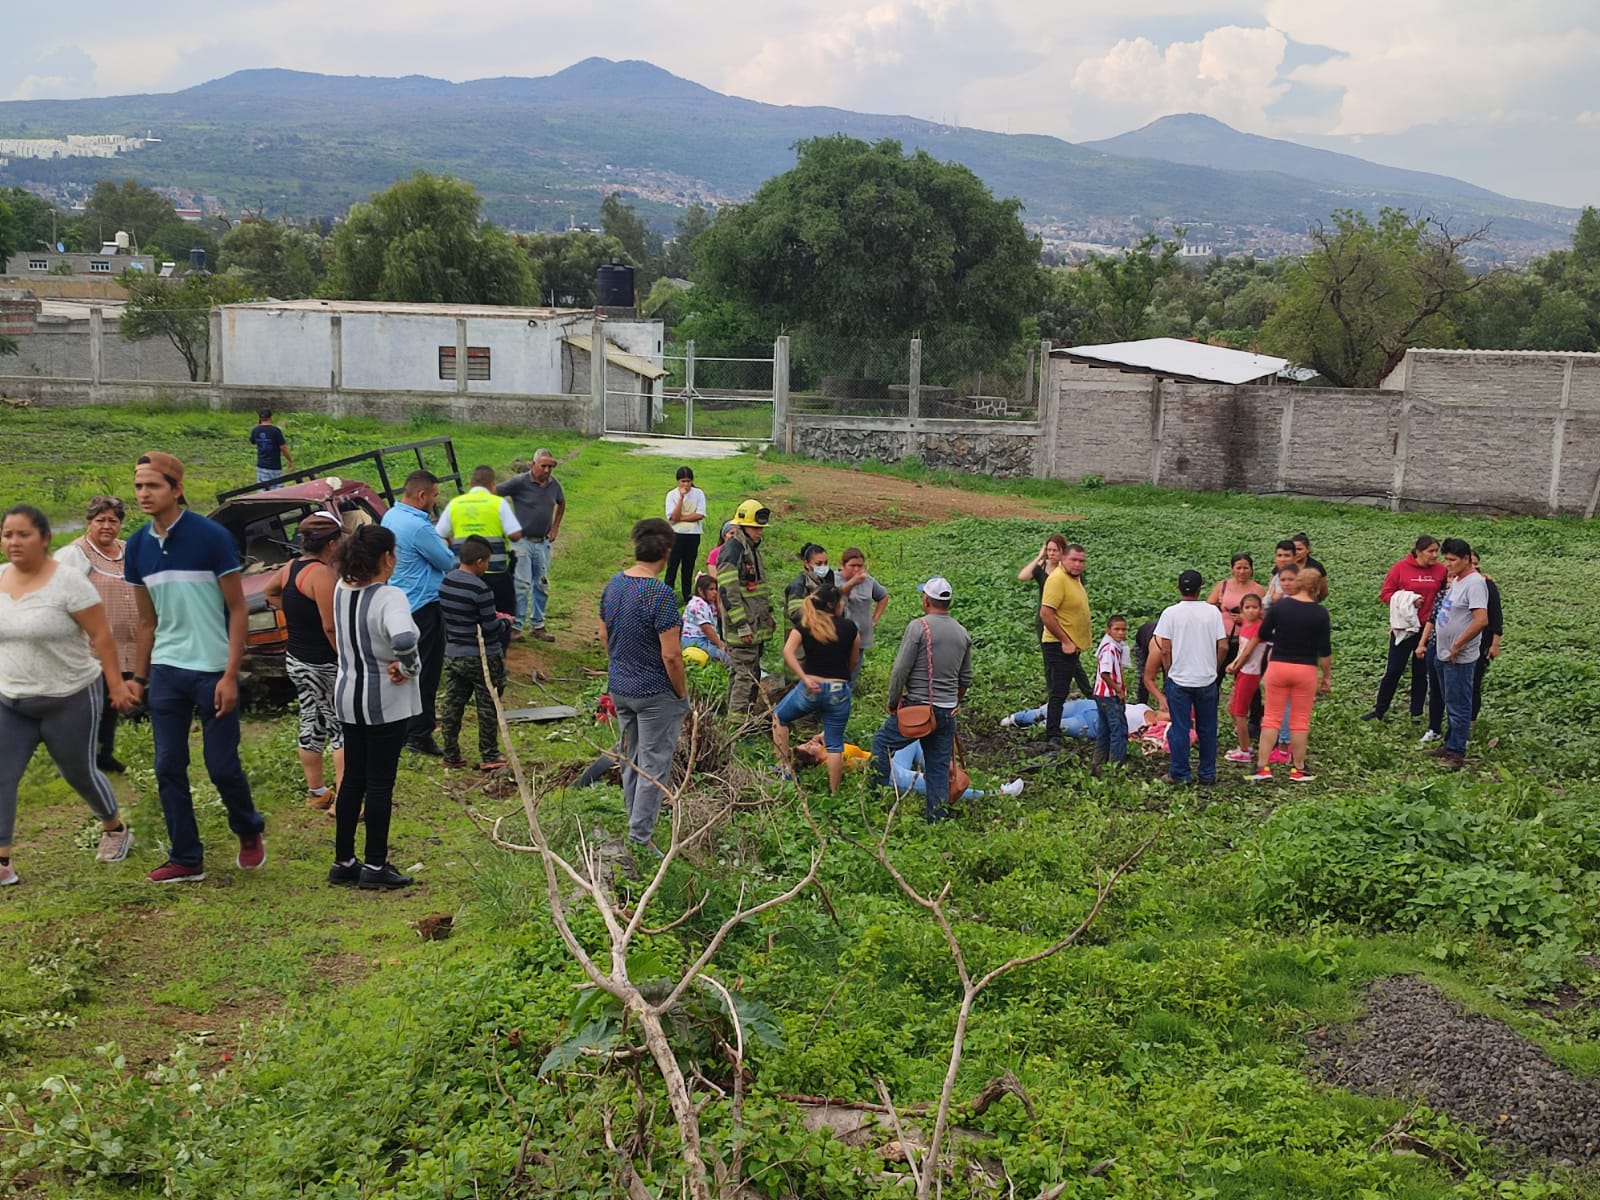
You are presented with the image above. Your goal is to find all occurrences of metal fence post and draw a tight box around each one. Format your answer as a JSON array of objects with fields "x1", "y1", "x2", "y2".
[
  {"x1": 590, "y1": 314, "x2": 606, "y2": 434},
  {"x1": 685, "y1": 339, "x2": 696, "y2": 438}
]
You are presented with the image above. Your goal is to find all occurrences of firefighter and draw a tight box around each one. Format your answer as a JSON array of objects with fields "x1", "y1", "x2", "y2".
[{"x1": 716, "y1": 498, "x2": 774, "y2": 715}]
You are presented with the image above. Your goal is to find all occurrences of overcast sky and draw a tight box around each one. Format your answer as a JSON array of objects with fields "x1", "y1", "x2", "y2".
[{"x1": 4, "y1": 0, "x2": 1597, "y2": 207}]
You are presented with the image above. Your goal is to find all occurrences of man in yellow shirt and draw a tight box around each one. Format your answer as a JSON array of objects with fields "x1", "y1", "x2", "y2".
[{"x1": 1038, "y1": 542, "x2": 1094, "y2": 750}]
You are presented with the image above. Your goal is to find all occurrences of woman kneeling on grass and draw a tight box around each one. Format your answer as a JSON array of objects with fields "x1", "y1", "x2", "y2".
[
  {"x1": 772, "y1": 583, "x2": 858, "y2": 793},
  {"x1": 1245, "y1": 565, "x2": 1332, "y2": 783},
  {"x1": 328, "y1": 525, "x2": 421, "y2": 891},
  {"x1": 0, "y1": 505, "x2": 137, "y2": 885}
]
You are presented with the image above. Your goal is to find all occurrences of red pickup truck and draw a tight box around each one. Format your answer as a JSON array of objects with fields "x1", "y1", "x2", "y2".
[{"x1": 209, "y1": 438, "x2": 462, "y2": 694}]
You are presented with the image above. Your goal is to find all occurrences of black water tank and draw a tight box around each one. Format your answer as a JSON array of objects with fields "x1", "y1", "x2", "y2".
[
  {"x1": 188, "y1": 247, "x2": 207, "y2": 272},
  {"x1": 595, "y1": 262, "x2": 634, "y2": 308}
]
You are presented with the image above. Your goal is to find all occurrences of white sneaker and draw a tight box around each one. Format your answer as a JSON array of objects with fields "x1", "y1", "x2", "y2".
[
  {"x1": 1000, "y1": 778, "x2": 1025, "y2": 796},
  {"x1": 999, "y1": 715, "x2": 1016, "y2": 728},
  {"x1": 1418, "y1": 729, "x2": 1441, "y2": 745}
]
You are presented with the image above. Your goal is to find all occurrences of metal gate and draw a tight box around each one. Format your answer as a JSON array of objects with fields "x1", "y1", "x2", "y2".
[{"x1": 604, "y1": 340, "x2": 778, "y2": 442}]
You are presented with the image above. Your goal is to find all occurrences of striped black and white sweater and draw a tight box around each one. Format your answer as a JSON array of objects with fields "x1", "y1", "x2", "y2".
[{"x1": 333, "y1": 581, "x2": 422, "y2": 726}]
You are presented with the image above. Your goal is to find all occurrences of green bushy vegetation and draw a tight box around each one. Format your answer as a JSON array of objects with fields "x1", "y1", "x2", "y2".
[{"x1": 1, "y1": 407, "x2": 1598, "y2": 1198}]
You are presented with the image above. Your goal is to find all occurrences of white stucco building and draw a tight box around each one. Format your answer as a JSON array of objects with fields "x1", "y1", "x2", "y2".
[{"x1": 217, "y1": 299, "x2": 665, "y2": 420}]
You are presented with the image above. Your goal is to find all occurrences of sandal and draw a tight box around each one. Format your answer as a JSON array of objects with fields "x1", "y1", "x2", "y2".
[{"x1": 305, "y1": 787, "x2": 335, "y2": 812}]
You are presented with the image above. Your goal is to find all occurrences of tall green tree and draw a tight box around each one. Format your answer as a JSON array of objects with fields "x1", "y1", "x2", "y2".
[
  {"x1": 80, "y1": 179, "x2": 176, "y2": 248},
  {"x1": 2, "y1": 187, "x2": 66, "y2": 255},
  {"x1": 524, "y1": 229, "x2": 633, "y2": 306},
  {"x1": 1261, "y1": 209, "x2": 1487, "y2": 387},
  {"x1": 0, "y1": 194, "x2": 18, "y2": 273},
  {"x1": 599, "y1": 192, "x2": 660, "y2": 287},
  {"x1": 326, "y1": 173, "x2": 534, "y2": 306},
  {"x1": 119, "y1": 271, "x2": 255, "y2": 381},
  {"x1": 218, "y1": 220, "x2": 325, "y2": 298},
  {"x1": 694, "y1": 136, "x2": 1041, "y2": 375},
  {"x1": 661, "y1": 204, "x2": 712, "y2": 279}
]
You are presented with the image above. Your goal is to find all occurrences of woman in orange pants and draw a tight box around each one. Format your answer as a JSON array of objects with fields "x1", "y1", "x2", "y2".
[{"x1": 1242, "y1": 566, "x2": 1332, "y2": 782}]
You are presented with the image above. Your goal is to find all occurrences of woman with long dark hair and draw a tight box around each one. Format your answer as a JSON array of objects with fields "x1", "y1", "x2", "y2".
[
  {"x1": 772, "y1": 583, "x2": 859, "y2": 793},
  {"x1": 263, "y1": 511, "x2": 345, "y2": 810},
  {"x1": 328, "y1": 524, "x2": 420, "y2": 891},
  {"x1": 54, "y1": 495, "x2": 140, "y2": 773}
]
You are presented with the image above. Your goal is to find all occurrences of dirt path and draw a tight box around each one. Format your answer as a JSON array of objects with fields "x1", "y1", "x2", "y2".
[{"x1": 756, "y1": 462, "x2": 1059, "y2": 530}]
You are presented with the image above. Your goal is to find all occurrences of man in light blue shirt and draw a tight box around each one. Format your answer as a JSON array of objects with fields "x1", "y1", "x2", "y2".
[{"x1": 381, "y1": 470, "x2": 455, "y2": 756}]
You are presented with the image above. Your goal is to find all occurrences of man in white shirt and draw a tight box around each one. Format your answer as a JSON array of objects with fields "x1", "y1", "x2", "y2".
[
  {"x1": 663, "y1": 466, "x2": 707, "y2": 601},
  {"x1": 1153, "y1": 569, "x2": 1229, "y2": 786}
]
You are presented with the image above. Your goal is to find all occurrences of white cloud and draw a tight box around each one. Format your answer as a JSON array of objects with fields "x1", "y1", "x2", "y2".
[{"x1": 1069, "y1": 25, "x2": 1290, "y2": 132}]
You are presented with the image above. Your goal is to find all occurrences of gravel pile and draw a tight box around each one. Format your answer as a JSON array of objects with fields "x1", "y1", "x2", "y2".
[{"x1": 1309, "y1": 976, "x2": 1600, "y2": 1166}]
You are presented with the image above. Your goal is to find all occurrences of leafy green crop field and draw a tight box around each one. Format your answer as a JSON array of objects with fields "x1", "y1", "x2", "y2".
[{"x1": 1, "y1": 402, "x2": 1597, "y2": 1199}]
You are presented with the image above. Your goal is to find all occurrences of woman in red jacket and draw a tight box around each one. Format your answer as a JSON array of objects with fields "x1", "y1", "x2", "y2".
[{"x1": 1362, "y1": 536, "x2": 1446, "y2": 722}]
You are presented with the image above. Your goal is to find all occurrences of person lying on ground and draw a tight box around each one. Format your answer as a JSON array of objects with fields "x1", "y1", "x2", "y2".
[
  {"x1": 1002, "y1": 697, "x2": 1157, "y2": 737},
  {"x1": 883, "y1": 740, "x2": 1023, "y2": 801}
]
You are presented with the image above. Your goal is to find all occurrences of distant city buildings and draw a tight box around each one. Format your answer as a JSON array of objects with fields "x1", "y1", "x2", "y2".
[{"x1": 0, "y1": 133, "x2": 156, "y2": 162}]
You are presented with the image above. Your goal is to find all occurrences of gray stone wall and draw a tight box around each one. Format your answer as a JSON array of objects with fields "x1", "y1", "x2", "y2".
[{"x1": 788, "y1": 418, "x2": 1042, "y2": 479}]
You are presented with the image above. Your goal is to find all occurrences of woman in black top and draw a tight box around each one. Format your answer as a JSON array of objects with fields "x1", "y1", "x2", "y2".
[
  {"x1": 1239, "y1": 566, "x2": 1332, "y2": 781},
  {"x1": 771, "y1": 584, "x2": 859, "y2": 793},
  {"x1": 1017, "y1": 534, "x2": 1067, "y2": 638},
  {"x1": 263, "y1": 512, "x2": 345, "y2": 808},
  {"x1": 1470, "y1": 551, "x2": 1502, "y2": 720}
]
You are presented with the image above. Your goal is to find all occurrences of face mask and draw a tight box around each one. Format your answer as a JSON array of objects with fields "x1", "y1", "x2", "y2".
[{"x1": 812, "y1": 564, "x2": 829, "y2": 578}]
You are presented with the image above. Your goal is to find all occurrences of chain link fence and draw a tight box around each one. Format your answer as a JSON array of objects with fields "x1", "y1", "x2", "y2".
[{"x1": 787, "y1": 330, "x2": 1040, "y2": 421}]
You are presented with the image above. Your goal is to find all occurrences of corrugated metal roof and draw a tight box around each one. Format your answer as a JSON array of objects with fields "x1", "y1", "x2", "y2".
[
  {"x1": 1056, "y1": 337, "x2": 1288, "y2": 385},
  {"x1": 564, "y1": 333, "x2": 667, "y2": 380}
]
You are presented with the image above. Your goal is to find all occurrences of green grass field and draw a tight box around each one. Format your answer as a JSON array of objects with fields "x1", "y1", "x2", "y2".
[{"x1": 1, "y1": 402, "x2": 1598, "y2": 1199}]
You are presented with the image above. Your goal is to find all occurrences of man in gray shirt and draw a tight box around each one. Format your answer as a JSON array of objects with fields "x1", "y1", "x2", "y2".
[
  {"x1": 1430, "y1": 537, "x2": 1489, "y2": 770},
  {"x1": 869, "y1": 577, "x2": 972, "y2": 822},
  {"x1": 495, "y1": 449, "x2": 566, "y2": 641}
]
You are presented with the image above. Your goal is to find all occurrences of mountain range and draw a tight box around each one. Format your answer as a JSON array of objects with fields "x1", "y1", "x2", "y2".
[{"x1": 0, "y1": 58, "x2": 1579, "y2": 260}]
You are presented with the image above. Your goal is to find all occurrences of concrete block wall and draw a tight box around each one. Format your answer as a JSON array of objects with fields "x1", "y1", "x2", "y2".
[
  {"x1": 1047, "y1": 349, "x2": 1600, "y2": 514},
  {"x1": 0, "y1": 376, "x2": 600, "y2": 434}
]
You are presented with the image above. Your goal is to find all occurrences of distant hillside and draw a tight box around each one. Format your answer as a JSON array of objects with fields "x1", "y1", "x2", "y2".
[
  {"x1": 0, "y1": 59, "x2": 1578, "y2": 258},
  {"x1": 1083, "y1": 113, "x2": 1505, "y2": 203}
]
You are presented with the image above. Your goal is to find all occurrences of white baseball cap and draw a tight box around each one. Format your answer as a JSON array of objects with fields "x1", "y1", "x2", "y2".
[{"x1": 918, "y1": 576, "x2": 953, "y2": 602}]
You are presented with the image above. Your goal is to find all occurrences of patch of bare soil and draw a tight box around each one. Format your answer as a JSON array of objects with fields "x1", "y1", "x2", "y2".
[
  {"x1": 758, "y1": 462, "x2": 1060, "y2": 530},
  {"x1": 1310, "y1": 976, "x2": 1600, "y2": 1166}
]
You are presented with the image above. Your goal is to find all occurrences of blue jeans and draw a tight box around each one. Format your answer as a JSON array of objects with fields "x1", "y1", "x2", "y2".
[
  {"x1": 1094, "y1": 695, "x2": 1128, "y2": 763},
  {"x1": 1438, "y1": 659, "x2": 1475, "y2": 756},
  {"x1": 871, "y1": 706, "x2": 956, "y2": 822},
  {"x1": 513, "y1": 540, "x2": 551, "y2": 631},
  {"x1": 1163, "y1": 678, "x2": 1218, "y2": 783},
  {"x1": 683, "y1": 634, "x2": 727, "y2": 663},
  {"x1": 148, "y1": 664, "x2": 262, "y2": 866},
  {"x1": 773, "y1": 680, "x2": 853, "y2": 751}
]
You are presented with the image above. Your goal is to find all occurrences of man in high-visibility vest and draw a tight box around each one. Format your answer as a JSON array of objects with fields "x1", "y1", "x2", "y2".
[
  {"x1": 715, "y1": 498, "x2": 775, "y2": 716},
  {"x1": 436, "y1": 466, "x2": 522, "y2": 617}
]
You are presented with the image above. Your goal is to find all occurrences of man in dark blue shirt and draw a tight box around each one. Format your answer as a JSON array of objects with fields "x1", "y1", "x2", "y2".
[{"x1": 248, "y1": 409, "x2": 295, "y2": 485}]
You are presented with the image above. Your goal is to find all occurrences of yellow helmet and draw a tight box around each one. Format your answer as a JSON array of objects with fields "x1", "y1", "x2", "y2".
[{"x1": 732, "y1": 498, "x2": 770, "y2": 528}]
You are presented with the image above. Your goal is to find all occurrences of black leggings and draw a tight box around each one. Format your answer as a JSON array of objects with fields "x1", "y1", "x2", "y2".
[
  {"x1": 665, "y1": 533, "x2": 701, "y2": 600},
  {"x1": 336, "y1": 718, "x2": 409, "y2": 866}
]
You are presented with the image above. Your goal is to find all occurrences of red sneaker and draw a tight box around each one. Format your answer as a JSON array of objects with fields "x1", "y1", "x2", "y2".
[
  {"x1": 237, "y1": 833, "x2": 266, "y2": 871},
  {"x1": 148, "y1": 860, "x2": 205, "y2": 883}
]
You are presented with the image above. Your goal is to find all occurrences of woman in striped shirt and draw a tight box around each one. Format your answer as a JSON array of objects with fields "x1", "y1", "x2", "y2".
[{"x1": 329, "y1": 525, "x2": 420, "y2": 891}]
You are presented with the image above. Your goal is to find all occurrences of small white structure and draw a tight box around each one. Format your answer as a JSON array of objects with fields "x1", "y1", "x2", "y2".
[
  {"x1": 218, "y1": 299, "x2": 665, "y2": 413},
  {"x1": 1055, "y1": 338, "x2": 1288, "y2": 386}
]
